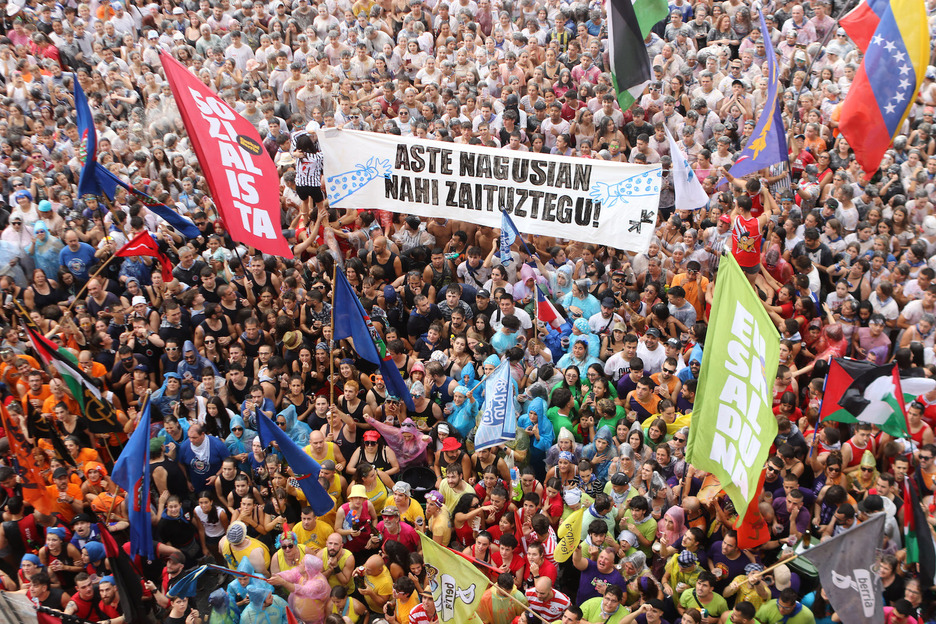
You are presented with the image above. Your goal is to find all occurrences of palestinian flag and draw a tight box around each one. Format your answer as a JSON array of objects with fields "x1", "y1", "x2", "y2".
[
  {"x1": 822, "y1": 362, "x2": 935, "y2": 438},
  {"x1": 608, "y1": 0, "x2": 668, "y2": 111},
  {"x1": 818, "y1": 358, "x2": 875, "y2": 421},
  {"x1": 903, "y1": 477, "x2": 936, "y2": 585},
  {"x1": 536, "y1": 285, "x2": 565, "y2": 329}
]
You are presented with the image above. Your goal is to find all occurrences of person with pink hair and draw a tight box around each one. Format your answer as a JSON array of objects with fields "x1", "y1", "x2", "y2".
[
  {"x1": 269, "y1": 554, "x2": 330, "y2": 624},
  {"x1": 656, "y1": 506, "x2": 688, "y2": 559}
]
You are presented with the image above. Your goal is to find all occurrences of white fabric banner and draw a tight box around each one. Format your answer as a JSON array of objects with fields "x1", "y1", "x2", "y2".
[{"x1": 318, "y1": 129, "x2": 663, "y2": 252}]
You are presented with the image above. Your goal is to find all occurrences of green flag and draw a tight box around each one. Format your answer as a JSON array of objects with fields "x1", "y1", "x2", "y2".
[
  {"x1": 608, "y1": 0, "x2": 669, "y2": 110},
  {"x1": 686, "y1": 254, "x2": 780, "y2": 520},
  {"x1": 419, "y1": 533, "x2": 491, "y2": 624}
]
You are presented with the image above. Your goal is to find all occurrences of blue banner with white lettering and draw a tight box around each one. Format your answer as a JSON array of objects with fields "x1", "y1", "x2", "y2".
[{"x1": 474, "y1": 360, "x2": 517, "y2": 450}]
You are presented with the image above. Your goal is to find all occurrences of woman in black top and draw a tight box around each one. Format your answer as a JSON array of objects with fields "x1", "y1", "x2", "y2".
[{"x1": 156, "y1": 495, "x2": 200, "y2": 565}]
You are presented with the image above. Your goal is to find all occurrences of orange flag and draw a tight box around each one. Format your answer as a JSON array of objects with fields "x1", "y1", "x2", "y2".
[{"x1": 0, "y1": 401, "x2": 55, "y2": 515}]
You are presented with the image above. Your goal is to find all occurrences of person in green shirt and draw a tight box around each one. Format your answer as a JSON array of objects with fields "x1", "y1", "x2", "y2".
[
  {"x1": 547, "y1": 387, "x2": 579, "y2": 440},
  {"x1": 754, "y1": 589, "x2": 816, "y2": 624},
  {"x1": 678, "y1": 571, "x2": 729, "y2": 623},
  {"x1": 580, "y1": 585, "x2": 629, "y2": 624},
  {"x1": 620, "y1": 497, "x2": 658, "y2": 558}
]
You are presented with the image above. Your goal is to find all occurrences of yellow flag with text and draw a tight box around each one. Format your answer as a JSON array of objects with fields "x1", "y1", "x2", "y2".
[
  {"x1": 554, "y1": 508, "x2": 584, "y2": 563},
  {"x1": 419, "y1": 533, "x2": 491, "y2": 624}
]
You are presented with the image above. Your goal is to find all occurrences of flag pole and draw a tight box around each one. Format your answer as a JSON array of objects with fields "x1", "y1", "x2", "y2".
[
  {"x1": 440, "y1": 543, "x2": 550, "y2": 624},
  {"x1": 106, "y1": 390, "x2": 151, "y2": 525},
  {"x1": 329, "y1": 260, "x2": 337, "y2": 406},
  {"x1": 64, "y1": 252, "x2": 122, "y2": 314}
]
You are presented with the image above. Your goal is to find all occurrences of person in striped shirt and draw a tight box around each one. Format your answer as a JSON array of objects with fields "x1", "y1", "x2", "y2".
[{"x1": 524, "y1": 576, "x2": 571, "y2": 623}]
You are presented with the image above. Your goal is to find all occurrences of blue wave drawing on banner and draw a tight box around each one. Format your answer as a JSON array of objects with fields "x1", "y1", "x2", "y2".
[{"x1": 326, "y1": 157, "x2": 392, "y2": 205}]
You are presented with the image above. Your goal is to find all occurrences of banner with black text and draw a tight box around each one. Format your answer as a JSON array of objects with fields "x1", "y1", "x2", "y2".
[{"x1": 319, "y1": 129, "x2": 663, "y2": 252}]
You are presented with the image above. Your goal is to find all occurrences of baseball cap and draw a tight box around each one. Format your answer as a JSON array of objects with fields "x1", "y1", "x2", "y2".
[
  {"x1": 678, "y1": 550, "x2": 698, "y2": 567},
  {"x1": 53, "y1": 467, "x2": 69, "y2": 479},
  {"x1": 477, "y1": 289, "x2": 491, "y2": 298},
  {"x1": 646, "y1": 327, "x2": 663, "y2": 338},
  {"x1": 320, "y1": 459, "x2": 337, "y2": 471},
  {"x1": 426, "y1": 490, "x2": 444, "y2": 507},
  {"x1": 610, "y1": 472, "x2": 630, "y2": 486},
  {"x1": 393, "y1": 481, "x2": 412, "y2": 496},
  {"x1": 168, "y1": 551, "x2": 186, "y2": 564},
  {"x1": 72, "y1": 513, "x2": 93, "y2": 525},
  {"x1": 147, "y1": 30, "x2": 158, "y2": 38},
  {"x1": 134, "y1": 363, "x2": 148, "y2": 372},
  {"x1": 601, "y1": 297, "x2": 616, "y2": 308},
  {"x1": 172, "y1": 6, "x2": 184, "y2": 13},
  {"x1": 719, "y1": 213, "x2": 731, "y2": 224},
  {"x1": 666, "y1": 338, "x2": 682, "y2": 349},
  {"x1": 381, "y1": 505, "x2": 400, "y2": 517}
]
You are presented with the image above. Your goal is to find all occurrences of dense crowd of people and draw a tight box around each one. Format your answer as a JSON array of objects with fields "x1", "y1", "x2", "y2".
[{"x1": 0, "y1": 0, "x2": 933, "y2": 623}]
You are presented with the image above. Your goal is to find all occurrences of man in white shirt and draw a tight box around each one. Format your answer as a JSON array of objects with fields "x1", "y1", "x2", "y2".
[
  {"x1": 636, "y1": 328, "x2": 667, "y2": 375},
  {"x1": 491, "y1": 293, "x2": 533, "y2": 336}
]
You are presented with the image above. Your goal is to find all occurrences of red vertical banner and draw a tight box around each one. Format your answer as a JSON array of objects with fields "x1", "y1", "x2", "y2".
[{"x1": 159, "y1": 52, "x2": 291, "y2": 257}]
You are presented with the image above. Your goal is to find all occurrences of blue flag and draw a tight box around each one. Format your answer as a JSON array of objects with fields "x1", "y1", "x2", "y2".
[
  {"x1": 500, "y1": 211, "x2": 519, "y2": 265},
  {"x1": 167, "y1": 565, "x2": 208, "y2": 598},
  {"x1": 256, "y1": 411, "x2": 334, "y2": 516},
  {"x1": 74, "y1": 75, "x2": 101, "y2": 198},
  {"x1": 720, "y1": 13, "x2": 787, "y2": 182},
  {"x1": 332, "y1": 269, "x2": 415, "y2": 410},
  {"x1": 110, "y1": 399, "x2": 154, "y2": 560},
  {"x1": 92, "y1": 165, "x2": 201, "y2": 239},
  {"x1": 473, "y1": 360, "x2": 517, "y2": 451}
]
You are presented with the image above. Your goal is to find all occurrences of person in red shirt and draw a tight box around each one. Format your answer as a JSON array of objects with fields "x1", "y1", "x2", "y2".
[
  {"x1": 788, "y1": 133, "x2": 816, "y2": 178},
  {"x1": 725, "y1": 180, "x2": 777, "y2": 286},
  {"x1": 97, "y1": 576, "x2": 123, "y2": 623},
  {"x1": 522, "y1": 542, "x2": 557, "y2": 589}
]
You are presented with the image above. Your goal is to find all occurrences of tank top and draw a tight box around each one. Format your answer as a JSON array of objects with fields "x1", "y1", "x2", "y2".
[
  {"x1": 731, "y1": 214, "x2": 762, "y2": 268},
  {"x1": 324, "y1": 421, "x2": 358, "y2": 458},
  {"x1": 430, "y1": 263, "x2": 455, "y2": 292},
  {"x1": 42, "y1": 546, "x2": 78, "y2": 589},
  {"x1": 340, "y1": 502, "x2": 374, "y2": 551},
  {"x1": 193, "y1": 505, "x2": 227, "y2": 539},
  {"x1": 369, "y1": 250, "x2": 400, "y2": 282},
  {"x1": 199, "y1": 317, "x2": 232, "y2": 342},
  {"x1": 29, "y1": 285, "x2": 59, "y2": 310},
  {"x1": 151, "y1": 458, "x2": 190, "y2": 499},
  {"x1": 844, "y1": 438, "x2": 870, "y2": 468}
]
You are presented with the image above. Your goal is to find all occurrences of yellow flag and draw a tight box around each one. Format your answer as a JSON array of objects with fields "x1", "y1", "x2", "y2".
[
  {"x1": 419, "y1": 532, "x2": 491, "y2": 624},
  {"x1": 554, "y1": 507, "x2": 584, "y2": 563}
]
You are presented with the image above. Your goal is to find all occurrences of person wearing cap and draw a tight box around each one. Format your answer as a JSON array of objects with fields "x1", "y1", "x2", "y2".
[
  {"x1": 423, "y1": 490, "x2": 451, "y2": 546},
  {"x1": 721, "y1": 562, "x2": 771, "y2": 613},
  {"x1": 46, "y1": 467, "x2": 84, "y2": 523},
  {"x1": 219, "y1": 521, "x2": 271, "y2": 576},
  {"x1": 389, "y1": 481, "x2": 425, "y2": 530},
  {"x1": 376, "y1": 504, "x2": 420, "y2": 552},
  {"x1": 662, "y1": 549, "x2": 704, "y2": 605}
]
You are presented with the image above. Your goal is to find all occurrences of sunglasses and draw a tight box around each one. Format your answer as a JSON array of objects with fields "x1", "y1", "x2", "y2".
[
  {"x1": 364, "y1": 440, "x2": 378, "y2": 445},
  {"x1": 663, "y1": 368, "x2": 676, "y2": 374},
  {"x1": 673, "y1": 437, "x2": 685, "y2": 443},
  {"x1": 232, "y1": 427, "x2": 243, "y2": 432}
]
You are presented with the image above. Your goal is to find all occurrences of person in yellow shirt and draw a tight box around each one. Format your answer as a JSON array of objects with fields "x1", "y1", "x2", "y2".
[
  {"x1": 304, "y1": 430, "x2": 346, "y2": 472},
  {"x1": 356, "y1": 554, "x2": 393, "y2": 614},
  {"x1": 391, "y1": 481, "x2": 425, "y2": 530},
  {"x1": 318, "y1": 532, "x2": 355, "y2": 595},
  {"x1": 385, "y1": 577, "x2": 420, "y2": 624},
  {"x1": 424, "y1": 490, "x2": 452, "y2": 546},
  {"x1": 293, "y1": 506, "x2": 332, "y2": 551}
]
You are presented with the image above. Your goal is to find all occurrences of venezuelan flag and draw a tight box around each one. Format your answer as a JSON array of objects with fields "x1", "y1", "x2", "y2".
[
  {"x1": 839, "y1": 0, "x2": 929, "y2": 176},
  {"x1": 840, "y1": 0, "x2": 890, "y2": 50}
]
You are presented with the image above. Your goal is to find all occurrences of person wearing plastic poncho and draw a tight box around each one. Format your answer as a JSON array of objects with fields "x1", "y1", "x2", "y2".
[
  {"x1": 268, "y1": 554, "x2": 330, "y2": 624},
  {"x1": 209, "y1": 589, "x2": 241, "y2": 624},
  {"x1": 581, "y1": 426, "x2": 619, "y2": 483},
  {"x1": 27, "y1": 219, "x2": 62, "y2": 282},
  {"x1": 238, "y1": 584, "x2": 289, "y2": 624},
  {"x1": 517, "y1": 395, "x2": 554, "y2": 481},
  {"x1": 227, "y1": 554, "x2": 268, "y2": 611},
  {"x1": 465, "y1": 354, "x2": 529, "y2": 465},
  {"x1": 442, "y1": 383, "x2": 477, "y2": 438},
  {"x1": 278, "y1": 404, "x2": 313, "y2": 447}
]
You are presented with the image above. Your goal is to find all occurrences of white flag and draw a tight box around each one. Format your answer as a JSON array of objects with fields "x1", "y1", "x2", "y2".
[{"x1": 664, "y1": 125, "x2": 709, "y2": 211}]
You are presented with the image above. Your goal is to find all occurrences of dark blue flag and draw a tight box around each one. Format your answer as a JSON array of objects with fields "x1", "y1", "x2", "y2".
[
  {"x1": 718, "y1": 13, "x2": 787, "y2": 183},
  {"x1": 333, "y1": 269, "x2": 414, "y2": 410},
  {"x1": 109, "y1": 399, "x2": 154, "y2": 560},
  {"x1": 74, "y1": 74, "x2": 101, "y2": 198},
  {"x1": 256, "y1": 411, "x2": 334, "y2": 516},
  {"x1": 93, "y1": 165, "x2": 200, "y2": 239},
  {"x1": 167, "y1": 565, "x2": 209, "y2": 598}
]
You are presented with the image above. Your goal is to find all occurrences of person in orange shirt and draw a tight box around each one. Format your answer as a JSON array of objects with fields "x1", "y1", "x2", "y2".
[
  {"x1": 77, "y1": 351, "x2": 108, "y2": 385},
  {"x1": 1, "y1": 353, "x2": 41, "y2": 398},
  {"x1": 21, "y1": 369, "x2": 51, "y2": 413},
  {"x1": 41, "y1": 378, "x2": 81, "y2": 419},
  {"x1": 624, "y1": 377, "x2": 661, "y2": 423},
  {"x1": 669, "y1": 261, "x2": 709, "y2": 319},
  {"x1": 45, "y1": 466, "x2": 84, "y2": 523}
]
